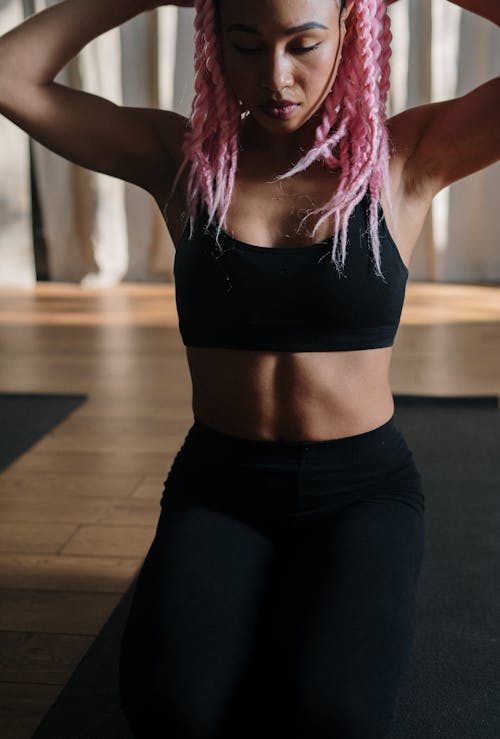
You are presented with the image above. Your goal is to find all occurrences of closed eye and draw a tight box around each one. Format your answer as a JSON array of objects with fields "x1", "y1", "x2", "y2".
[{"x1": 233, "y1": 44, "x2": 321, "y2": 55}]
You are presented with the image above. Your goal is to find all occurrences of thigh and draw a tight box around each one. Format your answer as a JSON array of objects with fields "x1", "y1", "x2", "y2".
[
  {"x1": 255, "y1": 495, "x2": 425, "y2": 739},
  {"x1": 119, "y1": 496, "x2": 276, "y2": 739}
]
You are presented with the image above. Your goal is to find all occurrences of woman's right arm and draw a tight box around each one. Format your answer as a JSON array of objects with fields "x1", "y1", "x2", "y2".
[
  {"x1": 0, "y1": 0, "x2": 188, "y2": 198},
  {"x1": 0, "y1": 0, "x2": 154, "y2": 86}
]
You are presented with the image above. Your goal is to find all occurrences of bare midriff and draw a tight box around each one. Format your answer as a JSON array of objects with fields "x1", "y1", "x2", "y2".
[{"x1": 186, "y1": 345, "x2": 395, "y2": 442}]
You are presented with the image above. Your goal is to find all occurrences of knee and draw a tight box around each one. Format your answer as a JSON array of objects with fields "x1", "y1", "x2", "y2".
[
  {"x1": 292, "y1": 691, "x2": 396, "y2": 739},
  {"x1": 119, "y1": 633, "x2": 231, "y2": 739},
  {"x1": 329, "y1": 707, "x2": 395, "y2": 738},
  {"x1": 295, "y1": 709, "x2": 395, "y2": 739},
  {"x1": 119, "y1": 645, "x2": 238, "y2": 739},
  {"x1": 120, "y1": 689, "x2": 228, "y2": 739}
]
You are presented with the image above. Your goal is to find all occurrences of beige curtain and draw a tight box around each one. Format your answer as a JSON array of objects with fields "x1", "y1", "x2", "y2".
[
  {"x1": 0, "y1": 0, "x2": 498, "y2": 285},
  {"x1": 0, "y1": 0, "x2": 35, "y2": 285}
]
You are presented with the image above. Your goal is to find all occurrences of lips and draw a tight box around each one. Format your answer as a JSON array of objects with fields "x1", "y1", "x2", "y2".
[
  {"x1": 260, "y1": 102, "x2": 299, "y2": 120},
  {"x1": 263, "y1": 100, "x2": 297, "y2": 108}
]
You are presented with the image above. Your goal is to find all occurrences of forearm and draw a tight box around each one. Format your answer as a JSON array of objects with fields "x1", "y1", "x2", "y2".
[
  {"x1": 0, "y1": 0, "x2": 152, "y2": 87},
  {"x1": 446, "y1": 0, "x2": 500, "y2": 27}
]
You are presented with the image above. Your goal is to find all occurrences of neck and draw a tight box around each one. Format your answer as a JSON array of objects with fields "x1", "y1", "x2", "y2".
[{"x1": 239, "y1": 111, "x2": 324, "y2": 166}]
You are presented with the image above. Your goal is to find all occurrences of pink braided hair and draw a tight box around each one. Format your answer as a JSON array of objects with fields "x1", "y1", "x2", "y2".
[{"x1": 167, "y1": 0, "x2": 398, "y2": 282}]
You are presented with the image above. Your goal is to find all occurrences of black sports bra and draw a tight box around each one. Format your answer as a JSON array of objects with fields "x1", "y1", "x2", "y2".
[{"x1": 173, "y1": 190, "x2": 409, "y2": 352}]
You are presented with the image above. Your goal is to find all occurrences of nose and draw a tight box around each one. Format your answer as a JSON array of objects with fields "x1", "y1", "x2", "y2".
[{"x1": 258, "y1": 49, "x2": 294, "y2": 94}]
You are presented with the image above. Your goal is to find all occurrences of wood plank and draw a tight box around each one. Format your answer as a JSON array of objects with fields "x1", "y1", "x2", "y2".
[
  {"x1": 32, "y1": 431, "x2": 187, "y2": 454},
  {"x1": 0, "y1": 631, "x2": 94, "y2": 684},
  {"x1": 131, "y1": 476, "x2": 170, "y2": 500},
  {"x1": 2, "y1": 451, "x2": 175, "y2": 477},
  {"x1": 60, "y1": 524, "x2": 156, "y2": 558},
  {"x1": 0, "y1": 472, "x2": 144, "y2": 499},
  {"x1": 0, "y1": 522, "x2": 79, "y2": 555},
  {"x1": 0, "y1": 495, "x2": 161, "y2": 526},
  {"x1": 0, "y1": 552, "x2": 141, "y2": 592},
  {"x1": 0, "y1": 682, "x2": 62, "y2": 739},
  {"x1": 0, "y1": 589, "x2": 123, "y2": 634}
]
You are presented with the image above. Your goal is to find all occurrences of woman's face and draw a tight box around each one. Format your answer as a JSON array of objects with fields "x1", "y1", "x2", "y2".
[{"x1": 217, "y1": 0, "x2": 351, "y2": 136}]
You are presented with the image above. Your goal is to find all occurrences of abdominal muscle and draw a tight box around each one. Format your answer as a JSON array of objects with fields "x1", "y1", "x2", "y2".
[{"x1": 186, "y1": 345, "x2": 395, "y2": 442}]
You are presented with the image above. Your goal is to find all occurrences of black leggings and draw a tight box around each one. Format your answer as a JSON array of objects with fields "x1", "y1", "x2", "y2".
[{"x1": 119, "y1": 415, "x2": 425, "y2": 738}]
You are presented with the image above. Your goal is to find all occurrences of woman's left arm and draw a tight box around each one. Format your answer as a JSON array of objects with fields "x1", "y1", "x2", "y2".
[
  {"x1": 385, "y1": 0, "x2": 499, "y2": 26},
  {"x1": 446, "y1": 0, "x2": 500, "y2": 27},
  {"x1": 389, "y1": 0, "x2": 500, "y2": 199}
]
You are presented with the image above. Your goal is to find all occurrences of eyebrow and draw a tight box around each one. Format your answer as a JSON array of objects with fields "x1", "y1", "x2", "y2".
[{"x1": 226, "y1": 22, "x2": 329, "y2": 36}]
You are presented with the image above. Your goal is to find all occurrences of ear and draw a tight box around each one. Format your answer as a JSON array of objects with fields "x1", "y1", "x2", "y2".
[
  {"x1": 340, "y1": 0, "x2": 356, "y2": 44},
  {"x1": 341, "y1": 0, "x2": 356, "y2": 23}
]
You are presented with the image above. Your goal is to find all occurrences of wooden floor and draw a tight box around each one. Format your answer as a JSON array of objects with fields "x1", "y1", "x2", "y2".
[{"x1": 0, "y1": 281, "x2": 499, "y2": 738}]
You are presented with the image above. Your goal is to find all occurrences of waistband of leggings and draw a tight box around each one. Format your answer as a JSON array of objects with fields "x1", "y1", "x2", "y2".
[{"x1": 187, "y1": 414, "x2": 401, "y2": 460}]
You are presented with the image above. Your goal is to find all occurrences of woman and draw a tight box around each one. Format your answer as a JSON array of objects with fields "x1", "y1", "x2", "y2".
[{"x1": 1, "y1": 0, "x2": 498, "y2": 736}]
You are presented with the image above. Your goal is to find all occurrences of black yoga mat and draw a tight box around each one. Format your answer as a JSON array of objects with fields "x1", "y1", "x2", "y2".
[
  {"x1": 0, "y1": 392, "x2": 87, "y2": 474},
  {"x1": 29, "y1": 394, "x2": 500, "y2": 738}
]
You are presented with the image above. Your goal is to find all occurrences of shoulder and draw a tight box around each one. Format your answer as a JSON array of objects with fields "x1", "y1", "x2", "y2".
[
  {"x1": 138, "y1": 108, "x2": 189, "y2": 157},
  {"x1": 138, "y1": 109, "x2": 190, "y2": 201},
  {"x1": 154, "y1": 109, "x2": 190, "y2": 163}
]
